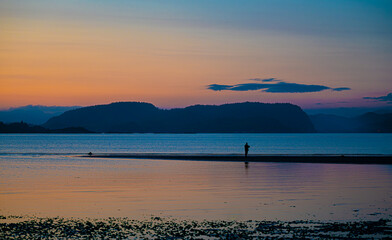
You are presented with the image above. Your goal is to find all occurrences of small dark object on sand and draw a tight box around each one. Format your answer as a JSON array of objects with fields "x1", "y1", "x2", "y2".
[{"x1": 88, "y1": 152, "x2": 92, "y2": 156}]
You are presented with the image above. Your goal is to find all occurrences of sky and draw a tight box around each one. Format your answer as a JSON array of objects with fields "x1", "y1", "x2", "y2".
[{"x1": 1, "y1": 0, "x2": 391, "y2": 109}]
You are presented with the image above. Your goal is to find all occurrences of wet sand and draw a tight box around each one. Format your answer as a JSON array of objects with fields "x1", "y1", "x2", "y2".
[
  {"x1": 1, "y1": 215, "x2": 391, "y2": 239},
  {"x1": 84, "y1": 153, "x2": 392, "y2": 164}
]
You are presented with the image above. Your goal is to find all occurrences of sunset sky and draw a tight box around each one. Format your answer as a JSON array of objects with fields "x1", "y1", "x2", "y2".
[{"x1": 1, "y1": 0, "x2": 391, "y2": 109}]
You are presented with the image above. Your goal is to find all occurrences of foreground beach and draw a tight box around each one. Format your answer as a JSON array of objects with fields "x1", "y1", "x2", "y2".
[
  {"x1": 1, "y1": 215, "x2": 391, "y2": 239},
  {"x1": 84, "y1": 153, "x2": 392, "y2": 164}
]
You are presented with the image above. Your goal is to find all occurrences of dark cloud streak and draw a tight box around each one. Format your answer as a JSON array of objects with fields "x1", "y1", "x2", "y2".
[
  {"x1": 363, "y1": 92, "x2": 392, "y2": 103},
  {"x1": 263, "y1": 82, "x2": 331, "y2": 93},
  {"x1": 249, "y1": 78, "x2": 280, "y2": 82},
  {"x1": 207, "y1": 84, "x2": 233, "y2": 91},
  {"x1": 207, "y1": 78, "x2": 350, "y2": 93},
  {"x1": 333, "y1": 87, "x2": 351, "y2": 91},
  {"x1": 229, "y1": 83, "x2": 270, "y2": 91}
]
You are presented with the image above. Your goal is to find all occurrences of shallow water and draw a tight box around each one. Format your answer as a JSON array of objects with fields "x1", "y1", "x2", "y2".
[{"x1": 0, "y1": 134, "x2": 391, "y2": 221}]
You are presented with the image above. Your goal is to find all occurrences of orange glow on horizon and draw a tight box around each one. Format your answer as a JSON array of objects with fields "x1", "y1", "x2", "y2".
[{"x1": 1, "y1": 2, "x2": 391, "y2": 109}]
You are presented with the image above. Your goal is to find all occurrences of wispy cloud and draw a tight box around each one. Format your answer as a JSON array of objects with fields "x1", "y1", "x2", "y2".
[
  {"x1": 333, "y1": 87, "x2": 351, "y2": 92},
  {"x1": 230, "y1": 83, "x2": 271, "y2": 91},
  {"x1": 363, "y1": 92, "x2": 392, "y2": 103},
  {"x1": 249, "y1": 78, "x2": 280, "y2": 82},
  {"x1": 263, "y1": 82, "x2": 331, "y2": 93},
  {"x1": 207, "y1": 84, "x2": 233, "y2": 91},
  {"x1": 207, "y1": 78, "x2": 350, "y2": 93}
]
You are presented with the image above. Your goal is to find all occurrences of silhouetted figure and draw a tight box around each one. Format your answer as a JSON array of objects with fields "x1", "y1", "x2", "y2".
[
  {"x1": 88, "y1": 152, "x2": 92, "y2": 156},
  {"x1": 244, "y1": 142, "x2": 250, "y2": 158},
  {"x1": 245, "y1": 161, "x2": 249, "y2": 168}
]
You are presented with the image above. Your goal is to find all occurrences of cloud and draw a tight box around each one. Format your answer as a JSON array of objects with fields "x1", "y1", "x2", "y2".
[
  {"x1": 363, "y1": 92, "x2": 392, "y2": 103},
  {"x1": 333, "y1": 87, "x2": 351, "y2": 91},
  {"x1": 263, "y1": 82, "x2": 331, "y2": 93},
  {"x1": 207, "y1": 78, "x2": 350, "y2": 93},
  {"x1": 207, "y1": 84, "x2": 233, "y2": 91},
  {"x1": 229, "y1": 83, "x2": 270, "y2": 91},
  {"x1": 249, "y1": 78, "x2": 280, "y2": 82}
]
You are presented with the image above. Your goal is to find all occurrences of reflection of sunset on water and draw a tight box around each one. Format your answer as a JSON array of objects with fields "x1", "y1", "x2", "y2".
[{"x1": 1, "y1": 154, "x2": 391, "y2": 221}]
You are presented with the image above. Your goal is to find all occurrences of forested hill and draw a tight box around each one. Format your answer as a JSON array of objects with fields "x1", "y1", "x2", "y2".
[
  {"x1": 0, "y1": 121, "x2": 92, "y2": 133},
  {"x1": 309, "y1": 112, "x2": 392, "y2": 133},
  {"x1": 43, "y1": 102, "x2": 316, "y2": 133}
]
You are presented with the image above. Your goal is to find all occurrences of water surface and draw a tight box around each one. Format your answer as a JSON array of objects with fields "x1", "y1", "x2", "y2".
[
  {"x1": 1, "y1": 133, "x2": 392, "y2": 155},
  {"x1": 0, "y1": 134, "x2": 391, "y2": 221}
]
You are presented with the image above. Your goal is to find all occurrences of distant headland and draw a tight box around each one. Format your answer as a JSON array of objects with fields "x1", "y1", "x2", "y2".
[
  {"x1": 42, "y1": 102, "x2": 315, "y2": 133},
  {"x1": 0, "y1": 101, "x2": 391, "y2": 133},
  {"x1": 0, "y1": 121, "x2": 92, "y2": 133}
]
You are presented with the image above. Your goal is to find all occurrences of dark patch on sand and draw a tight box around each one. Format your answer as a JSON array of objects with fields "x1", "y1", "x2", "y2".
[
  {"x1": 84, "y1": 153, "x2": 392, "y2": 165},
  {"x1": 0, "y1": 216, "x2": 391, "y2": 239}
]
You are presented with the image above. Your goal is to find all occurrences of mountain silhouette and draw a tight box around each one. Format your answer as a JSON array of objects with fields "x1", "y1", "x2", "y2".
[
  {"x1": 0, "y1": 121, "x2": 93, "y2": 133},
  {"x1": 43, "y1": 102, "x2": 316, "y2": 133},
  {"x1": 304, "y1": 106, "x2": 392, "y2": 118},
  {"x1": 0, "y1": 105, "x2": 79, "y2": 125},
  {"x1": 309, "y1": 112, "x2": 392, "y2": 133}
]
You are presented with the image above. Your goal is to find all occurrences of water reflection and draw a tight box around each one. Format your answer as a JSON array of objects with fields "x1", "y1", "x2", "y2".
[
  {"x1": 0, "y1": 155, "x2": 391, "y2": 221},
  {"x1": 244, "y1": 162, "x2": 249, "y2": 176}
]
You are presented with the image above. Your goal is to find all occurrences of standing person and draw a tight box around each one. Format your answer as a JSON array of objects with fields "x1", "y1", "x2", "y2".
[{"x1": 244, "y1": 142, "x2": 250, "y2": 158}]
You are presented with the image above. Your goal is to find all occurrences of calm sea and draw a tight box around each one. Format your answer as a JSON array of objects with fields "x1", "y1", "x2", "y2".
[
  {"x1": 1, "y1": 133, "x2": 392, "y2": 155},
  {"x1": 0, "y1": 133, "x2": 391, "y2": 221}
]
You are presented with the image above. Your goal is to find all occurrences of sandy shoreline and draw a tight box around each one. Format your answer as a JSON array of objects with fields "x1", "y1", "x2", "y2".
[
  {"x1": 82, "y1": 153, "x2": 392, "y2": 164},
  {"x1": 1, "y1": 215, "x2": 391, "y2": 239}
]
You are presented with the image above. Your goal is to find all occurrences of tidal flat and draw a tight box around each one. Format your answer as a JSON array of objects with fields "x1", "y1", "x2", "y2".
[
  {"x1": 1, "y1": 134, "x2": 392, "y2": 238},
  {"x1": 1, "y1": 215, "x2": 392, "y2": 239}
]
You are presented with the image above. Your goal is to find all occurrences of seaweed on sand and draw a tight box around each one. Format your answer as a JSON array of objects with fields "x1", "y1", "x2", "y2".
[{"x1": 0, "y1": 215, "x2": 391, "y2": 239}]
